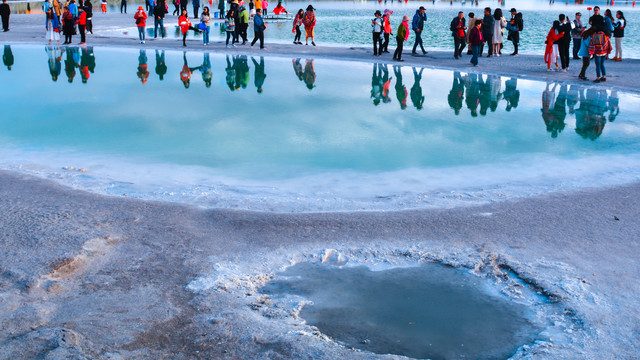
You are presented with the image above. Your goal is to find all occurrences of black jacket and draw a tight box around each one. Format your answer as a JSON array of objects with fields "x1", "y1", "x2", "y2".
[
  {"x1": 450, "y1": 17, "x2": 466, "y2": 37},
  {"x1": 482, "y1": 14, "x2": 494, "y2": 35},
  {"x1": 0, "y1": 3, "x2": 10, "y2": 17}
]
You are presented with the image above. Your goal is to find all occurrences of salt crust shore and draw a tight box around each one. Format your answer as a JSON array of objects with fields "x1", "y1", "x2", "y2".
[
  {"x1": 2, "y1": 12, "x2": 640, "y2": 360},
  {"x1": 1, "y1": 170, "x2": 639, "y2": 359},
  {"x1": 2, "y1": 13, "x2": 640, "y2": 94}
]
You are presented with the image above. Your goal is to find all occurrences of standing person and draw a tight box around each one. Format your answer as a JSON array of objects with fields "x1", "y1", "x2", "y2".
[
  {"x1": 238, "y1": 5, "x2": 249, "y2": 44},
  {"x1": 557, "y1": 14, "x2": 572, "y2": 71},
  {"x1": 589, "y1": 29, "x2": 612, "y2": 83},
  {"x1": 100, "y1": 0, "x2": 107, "y2": 13},
  {"x1": 571, "y1": 12, "x2": 585, "y2": 60},
  {"x1": 411, "y1": 6, "x2": 427, "y2": 55},
  {"x1": 612, "y1": 11, "x2": 625, "y2": 61},
  {"x1": 217, "y1": 0, "x2": 224, "y2": 19},
  {"x1": 46, "y1": 8, "x2": 61, "y2": 44},
  {"x1": 43, "y1": 0, "x2": 52, "y2": 25},
  {"x1": 69, "y1": 0, "x2": 79, "y2": 20},
  {"x1": 577, "y1": 27, "x2": 595, "y2": 81},
  {"x1": 604, "y1": 9, "x2": 615, "y2": 34},
  {"x1": 192, "y1": 0, "x2": 199, "y2": 18},
  {"x1": 481, "y1": 7, "x2": 494, "y2": 57},
  {"x1": 0, "y1": 0, "x2": 10, "y2": 31},
  {"x1": 255, "y1": 0, "x2": 261, "y2": 15},
  {"x1": 172, "y1": 0, "x2": 179, "y2": 15},
  {"x1": 261, "y1": 0, "x2": 267, "y2": 16},
  {"x1": 589, "y1": 6, "x2": 605, "y2": 30},
  {"x1": 200, "y1": 6, "x2": 210, "y2": 45},
  {"x1": 82, "y1": 0, "x2": 93, "y2": 34},
  {"x1": 153, "y1": 0, "x2": 166, "y2": 38},
  {"x1": 393, "y1": 15, "x2": 409, "y2": 61},
  {"x1": 121, "y1": 0, "x2": 127, "y2": 13},
  {"x1": 53, "y1": 0, "x2": 62, "y2": 22},
  {"x1": 179, "y1": 9, "x2": 191, "y2": 46},
  {"x1": 450, "y1": 11, "x2": 466, "y2": 59},
  {"x1": 62, "y1": 6, "x2": 74, "y2": 44},
  {"x1": 492, "y1": 8, "x2": 506, "y2": 56},
  {"x1": 292, "y1": 9, "x2": 303, "y2": 44},
  {"x1": 469, "y1": 19, "x2": 483, "y2": 66},
  {"x1": 372, "y1": 10, "x2": 383, "y2": 56},
  {"x1": 465, "y1": 12, "x2": 475, "y2": 55},
  {"x1": 225, "y1": 9, "x2": 236, "y2": 47},
  {"x1": 251, "y1": 8, "x2": 265, "y2": 49},
  {"x1": 381, "y1": 9, "x2": 393, "y2": 53},
  {"x1": 302, "y1": 5, "x2": 315, "y2": 46},
  {"x1": 180, "y1": 0, "x2": 187, "y2": 14},
  {"x1": 134, "y1": 6, "x2": 147, "y2": 43},
  {"x1": 544, "y1": 20, "x2": 564, "y2": 71},
  {"x1": 77, "y1": 7, "x2": 86, "y2": 44},
  {"x1": 507, "y1": 8, "x2": 522, "y2": 55}
]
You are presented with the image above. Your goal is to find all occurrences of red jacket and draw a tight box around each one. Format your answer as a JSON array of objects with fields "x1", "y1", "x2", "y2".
[
  {"x1": 179, "y1": 15, "x2": 191, "y2": 34},
  {"x1": 544, "y1": 28, "x2": 564, "y2": 65},
  {"x1": 135, "y1": 10, "x2": 147, "y2": 27},
  {"x1": 77, "y1": 11, "x2": 87, "y2": 25}
]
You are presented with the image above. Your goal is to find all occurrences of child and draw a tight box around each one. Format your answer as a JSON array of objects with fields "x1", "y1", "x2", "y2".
[{"x1": 544, "y1": 20, "x2": 564, "y2": 71}]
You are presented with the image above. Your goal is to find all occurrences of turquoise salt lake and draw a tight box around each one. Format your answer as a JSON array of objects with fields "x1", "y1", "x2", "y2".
[{"x1": 1, "y1": 45, "x2": 639, "y2": 211}]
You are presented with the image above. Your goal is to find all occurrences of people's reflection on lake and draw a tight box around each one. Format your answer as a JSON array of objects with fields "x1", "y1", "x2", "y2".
[
  {"x1": 137, "y1": 50, "x2": 150, "y2": 84},
  {"x1": 608, "y1": 90, "x2": 619, "y2": 122},
  {"x1": 410, "y1": 67, "x2": 424, "y2": 110},
  {"x1": 371, "y1": 63, "x2": 383, "y2": 106},
  {"x1": 200, "y1": 53, "x2": 212, "y2": 87},
  {"x1": 234, "y1": 56, "x2": 250, "y2": 90},
  {"x1": 3, "y1": 45, "x2": 13, "y2": 70},
  {"x1": 252, "y1": 56, "x2": 266, "y2": 93},
  {"x1": 541, "y1": 83, "x2": 567, "y2": 138},
  {"x1": 64, "y1": 47, "x2": 79, "y2": 83},
  {"x1": 181, "y1": 51, "x2": 200, "y2": 88},
  {"x1": 225, "y1": 55, "x2": 236, "y2": 91},
  {"x1": 46, "y1": 46, "x2": 62, "y2": 81},
  {"x1": 448, "y1": 71, "x2": 464, "y2": 115},
  {"x1": 303, "y1": 59, "x2": 315, "y2": 90},
  {"x1": 393, "y1": 65, "x2": 407, "y2": 110},
  {"x1": 503, "y1": 78, "x2": 519, "y2": 111},
  {"x1": 155, "y1": 50, "x2": 167, "y2": 80},
  {"x1": 465, "y1": 73, "x2": 480, "y2": 117},
  {"x1": 575, "y1": 88, "x2": 608, "y2": 140}
]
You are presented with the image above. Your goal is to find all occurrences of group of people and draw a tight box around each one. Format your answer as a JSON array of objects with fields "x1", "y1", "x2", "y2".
[{"x1": 42, "y1": 0, "x2": 93, "y2": 45}]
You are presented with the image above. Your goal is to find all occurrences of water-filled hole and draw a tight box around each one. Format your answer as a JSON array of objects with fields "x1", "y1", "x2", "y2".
[{"x1": 261, "y1": 262, "x2": 540, "y2": 359}]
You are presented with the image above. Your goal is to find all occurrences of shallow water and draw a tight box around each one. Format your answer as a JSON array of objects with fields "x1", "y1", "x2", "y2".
[
  {"x1": 261, "y1": 262, "x2": 538, "y2": 359},
  {"x1": 1, "y1": 45, "x2": 639, "y2": 211}
]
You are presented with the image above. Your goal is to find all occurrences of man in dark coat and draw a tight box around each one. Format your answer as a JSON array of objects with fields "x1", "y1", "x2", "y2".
[
  {"x1": 557, "y1": 14, "x2": 573, "y2": 70},
  {"x1": 0, "y1": 0, "x2": 11, "y2": 32},
  {"x1": 481, "y1": 7, "x2": 494, "y2": 57}
]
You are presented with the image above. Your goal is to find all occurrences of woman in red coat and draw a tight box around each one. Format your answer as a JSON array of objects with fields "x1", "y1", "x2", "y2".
[
  {"x1": 544, "y1": 20, "x2": 564, "y2": 71},
  {"x1": 134, "y1": 6, "x2": 147, "y2": 43},
  {"x1": 178, "y1": 9, "x2": 191, "y2": 46}
]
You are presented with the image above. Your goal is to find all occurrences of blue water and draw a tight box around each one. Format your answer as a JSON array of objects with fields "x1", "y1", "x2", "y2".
[{"x1": 1, "y1": 45, "x2": 639, "y2": 211}]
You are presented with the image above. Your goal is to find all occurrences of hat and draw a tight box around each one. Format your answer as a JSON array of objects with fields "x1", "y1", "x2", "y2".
[
  {"x1": 374, "y1": 10, "x2": 381, "y2": 16},
  {"x1": 383, "y1": 9, "x2": 392, "y2": 16},
  {"x1": 138, "y1": 5, "x2": 144, "y2": 10},
  {"x1": 418, "y1": 6, "x2": 425, "y2": 10},
  {"x1": 306, "y1": 5, "x2": 314, "y2": 11}
]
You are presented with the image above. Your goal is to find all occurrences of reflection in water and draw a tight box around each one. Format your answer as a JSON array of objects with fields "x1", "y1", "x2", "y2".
[
  {"x1": 3, "y1": 45, "x2": 14, "y2": 70},
  {"x1": 16, "y1": 46, "x2": 628, "y2": 142}
]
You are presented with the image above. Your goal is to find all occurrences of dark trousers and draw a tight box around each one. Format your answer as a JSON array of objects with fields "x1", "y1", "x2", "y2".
[
  {"x1": 251, "y1": 31, "x2": 264, "y2": 48},
  {"x1": 579, "y1": 56, "x2": 590, "y2": 77},
  {"x1": 192, "y1": 5, "x2": 198, "y2": 18},
  {"x1": 86, "y1": 18, "x2": 92, "y2": 33},
  {"x1": 558, "y1": 40, "x2": 570, "y2": 69},
  {"x1": 182, "y1": 32, "x2": 187, "y2": 46},
  {"x1": 382, "y1": 32, "x2": 390, "y2": 52},
  {"x1": 2, "y1": 14, "x2": 9, "y2": 30},
  {"x1": 294, "y1": 26, "x2": 301, "y2": 42},
  {"x1": 511, "y1": 32, "x2": 519, "y2": 54},
  {"x1": 471, "y1": 44, "x2": 480, "y2": 65},
  {"x1": 373, "y1": 32, "x2": 382, "y2": 55},
  {"x1": 120, "y1": 1, "x2": 126, "y2": 13},
  {"x1": 226, "y1": 31, "x2": 234, "y2": 45},
  {"x1": 393, "y1": 37, "x2": 404, "y2": 59},
  {"x1": 412, "y1": 31, "x2": 425, "y2": 53},
  {"x1": 79, "y1": 25, "x2": 86, "y2": 42},
  {"x1": 240, "y1": 23, "x2": 248, "y2": 43},
  {"x1": 454, "y1": 36, "x2": 465, "y2": 58},
  {"x1": 572, "y1": 38, "x2": 581, "y2": 58},
  {"x1": 482, "y1": 34, "x2": 493, "y2": 55}
]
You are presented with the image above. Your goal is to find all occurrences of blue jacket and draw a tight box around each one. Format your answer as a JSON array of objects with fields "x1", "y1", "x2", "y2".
[
  {"x1": 69, "y1": 3, "x2": 78, "y2": 18},
  {"x1": 482, "y1": 14, "x2": 494, "y2": 34},
  {"x1": 577, "y1": 36, "x2": 591, "y2": 57},
  {"x1": 253, "y1": 14, "x2": 264, "y2": 33},
  {"x1": 412, "y1": 10, "x2": 426, "y2": 31}
]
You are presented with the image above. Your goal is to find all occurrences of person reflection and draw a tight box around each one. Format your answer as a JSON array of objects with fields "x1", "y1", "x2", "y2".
[
  {"x1": 393, "y1": 65, "x2": 407, "y2": 110},
  {"x1": 235, "y1": 55, "x2": 250, "y2": 90},
  {"x1": 292, "y1": 58, "x2": 303, "y2": 82},
  {"x1": 225, "y1": 55, "x2": 237, "y2": 91},
  {"x1": 487, "y1": 74, "x2": 501, "y2": 113},
  {"x1": 478, "y1": 75, "x2": 490, "y2": 116},
  {"x1": 465, "y1": 73, "x2": 480, "y2": 117},
  {"x1": 381, "y1": 64, "x2": 391, "y2": 104},
  {"x1": 541, "y1": 83, "x2": 567, "y2": 138},
  {"x1": 64, "y1": 47, "x2": 79, "y2": 83},
  {"x1": 181, "y1": 51, "x2": 200, "y2": 89},
  {"x1": 303, "y1": 59, "x2": 315, "y2": 90},
  {"x1": 566, "y1": 85, "x2": 579, "y2": 115},
  {"x1": 200, "y1": 52, "x2": 212, "y2": 87},
  {"x1": 79, "y1": 47, "x2": 94, "y2": 83},
  {"x1": 410, "y1": 67, "x2": 424, "y2": 110},
  {"x1": 371, "y1": 63, "x2": 383, "y2": 106},
  {"x1": 137, "y1": 49, "x2": 149, "y2": 84},
  {"x1": 155, "y1": 49, "x2": 167, "y2": 80},
  {"x1": 447, "y1": 71, "x2": 464, "y2": 115},
  {"x1": 575, "y1": 88, "x2": 607, "y2": 140},
  {"x1": 503, "y1": 77, "x2": 519, "y2": 111},
  {"x1": 3, "y1": 45, "x2": 13, "y2": 70},
  {"x1": 252, "y1": 56, "x2": 266, "y2": 93},
  {"x1": 607, "y1": 90, "x2": 619, "y2": 122},
  {"x1": 46, "y1": 46, "x2": 63, "y2": 81}
]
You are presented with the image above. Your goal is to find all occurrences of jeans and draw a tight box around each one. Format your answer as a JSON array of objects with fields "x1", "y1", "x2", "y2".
[
  {"x1": 454, "y1": 36, "x2": 465, "y2": 58},
  {"x1": 154, "y1": 17, "x2": 165, "y2": 37},
  {"x1": 393, "y1": 37, "x2": 403, "y2": 59},
  {"x1": 572, "y1": 37, "x2": 581, "y2": 58},
  {"x1": 373, "y1": 32, "x2": 382, "y2": 55},
  {"x1": 202, "y1": 26, "x2": 209, "y2": 44},
  {"x1": 470, "y1": 45, "x2": 480, "y2": 65},
  {"x1": 412, "y1": 30, "x2": 425, "y2": 53},
  {"x1": 137, "y1": 26, "x2": 145, "y2": 41},
  {"x1": 594, "y1": 56, "x2": 606, "y2": 78}
]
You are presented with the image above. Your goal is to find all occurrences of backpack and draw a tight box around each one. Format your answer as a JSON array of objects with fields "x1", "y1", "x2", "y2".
[{"x1": 589, "y1": 32, "x2": 612, "y2": 55}]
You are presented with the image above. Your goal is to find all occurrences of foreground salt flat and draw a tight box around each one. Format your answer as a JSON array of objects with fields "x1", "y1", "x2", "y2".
[{"x1": 1, "y1": 170, "x2": 639, "y2": 359}]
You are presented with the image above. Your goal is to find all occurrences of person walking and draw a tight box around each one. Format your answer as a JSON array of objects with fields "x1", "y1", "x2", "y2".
[
  {"x1": 492, "y1": 8, "x2": 506, "y2": 56},
  {"x1": 153, "y1": 0, "x2": 166, "y2": 38},
  {"x1": 134, "y1": 6, "x2": 147, "y2": 43},
  {"x1": 557, "y1": 14, "x2": 572, "y2": 70},
  {"x1": 302, "y1": 5, "x2": 316, "y2": 46},
  {"x1": 381, "y1": 9, "x2": 393, "y2": 53},
  {"x1": 589, "y1": 29, "x2": 612, "y2": 83},
  {"x1": 612, "y1": 11, "x2": 626, "y2": 61},
  {"x1": 0, "y1": 0, "x2": 10, "y2": 31},
  {"x1": 372, "y1": 10, "x2": 383, "y2": 56},
  {"x1": 393, "y1": 15, "x2": 409, "y2": 61},
  {"x1": 292, "y1": 9, "x2": 303, "y2": 44},
  {"x1": 251, "y1": 8, "x2": 265, "y2": 49},
  {"x1": 262, "y1": 0, "x2": 268, "y2": 16},
  {"x1": 200, "y1": 6, "x2": 210, "y2": 45},
  {"x1": 465, "y1": 12, "x2": 475, "y2": 55},
  {"x1": 121, "y1": 0, "x2": 127, "y2": 13},
  {"x1": 450, "y1": 11, "x2": 466, "y2": 59},
  {"x1": 469, "y1": 19, "x2": 483, "y2": 66},
  {"x1": 481, "y1": 7, "x2": 494, "y2": 57},
  {"x1": 46, "y1": 8, "x2": 61, "y2": 44},
  {"x1": 225, "y1": 9, "x2": 236, "y2": 47},
  {"x1": 411, "y1": 6, "x2": 427, "y2": 55},
  {"x1": 178, "y1": 9, "x2": 191, "y2": 46},
  {"x1": 571, "y1": 12, "x2": 585, "y2": 60},
  {"x1": 77, "y1": 7, "x2": 87, "y2": 44},
  {"x1": 239, "y1": 5, "x2": 249, "y2": 44}
]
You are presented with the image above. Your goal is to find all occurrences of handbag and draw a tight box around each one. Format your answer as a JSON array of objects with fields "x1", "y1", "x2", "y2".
[{"x1": 198, "y1": 21, "x2": 207, "y2": 30}]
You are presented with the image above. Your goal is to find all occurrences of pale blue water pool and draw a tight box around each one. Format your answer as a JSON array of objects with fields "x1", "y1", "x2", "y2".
[{"x1": 1, "y1": 44, "x2": 639, "y2": 211}]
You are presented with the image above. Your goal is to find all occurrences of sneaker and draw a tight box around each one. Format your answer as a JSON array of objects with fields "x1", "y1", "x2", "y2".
[
  {"x1": 232, "y1": 44, "x2": 236, "y2": 47},
  {"x1": 600, "y1": 77, "x2": 606, "y2": 82},
  {"x1": 547, "y1": 68, "x2": 553, "y2": 72},
  {"x1": 312, "y1": 41, "x2": 316, "y2": 46},
  {"x1": 578, "y1": 75, "x2": 588, "y2": 81},
  {"x1": 226, "y1": 45, "x2": 230, "y2": 48},
  {"x1": 422, "y1": 50, "x2": 427, "y2": 55},
  {"x1": 594, "y1": 78, "x2": 602, "y2": 83}
]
